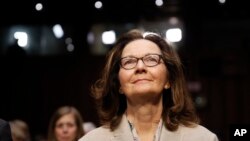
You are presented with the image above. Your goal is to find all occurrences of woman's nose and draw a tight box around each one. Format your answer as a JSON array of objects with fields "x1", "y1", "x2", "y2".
[
  {"x1": 135, "y1": 59, "x2": 147, "y2": 72},
  {"x1": 62, "y1": 125, "x2": 69, "y2": 132}
]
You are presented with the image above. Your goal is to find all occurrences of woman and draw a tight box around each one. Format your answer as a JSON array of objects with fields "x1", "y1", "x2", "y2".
[
  {"x1": 9, "y1": 119, "x2": 30, "y2": 141},
  {"x1": 48, "y1": 106, "x2": 84, "y2": 141},
  {"x1": 79, "y1": 29, "x2": 218, "y2": 141}
]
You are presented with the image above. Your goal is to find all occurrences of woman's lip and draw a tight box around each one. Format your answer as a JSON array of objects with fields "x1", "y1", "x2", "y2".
[{"x1": 132, "y1": 79, "x2": 150, "y2": 83}]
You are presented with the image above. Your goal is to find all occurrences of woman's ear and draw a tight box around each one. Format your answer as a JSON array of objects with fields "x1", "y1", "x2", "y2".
[{"x1": 164, "y1": 82, "x2": 170, "y2": 89}]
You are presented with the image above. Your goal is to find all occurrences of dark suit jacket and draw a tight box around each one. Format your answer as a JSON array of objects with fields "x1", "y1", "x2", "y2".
[{"x1": 0, "y1": 119, "x2": 13, "y2": 141}]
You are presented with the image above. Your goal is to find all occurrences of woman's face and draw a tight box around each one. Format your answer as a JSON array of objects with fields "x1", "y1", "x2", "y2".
[
  {"x1": 55, "y1": 114, "x2": 77, "y2": 141},
  {"x1": 118, "y1": 39, "x2": 170, "y2": 100}
]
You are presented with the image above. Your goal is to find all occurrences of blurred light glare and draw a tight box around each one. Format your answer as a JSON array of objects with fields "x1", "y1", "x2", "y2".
[
  {"x1": 52, "y1": 24, "x2": 64, "y2": 39},
  {"x1": 65, "y1": 37, "x2": 72, "y2": 44},
  {"x1": 219, "y1": 0, "x2": 226, "y2": 4},
  {"x1": 67, "y1": 44, "x2": 74, "y2": 52},
  {"x1": 195, "y1": 96, "x2": 207, "y2": 108},
  {"x1": 155, "y1": 0, "x2": 163, "y2": 7},
  {"x1": 95, "y1": 1, "x2": 103, "y2": 9},
  {"x1": 102, "y1": 30, "x2": 116, "y2": 45},
  {"x1": 87, "y1": 32, "x2": 95, "y2": 44},
  {"x1": 166, "y1": 28, "x2": 182, "y2": 42},
  {"x1": 35, "y1": 3, "x2": 43, "y2": 11},
  {"x1": 169, "y1": 17, "x2": 179, "y2": 25},
  {"x1": 14, "y1": 32, "x2": 28, "y2": 47}
]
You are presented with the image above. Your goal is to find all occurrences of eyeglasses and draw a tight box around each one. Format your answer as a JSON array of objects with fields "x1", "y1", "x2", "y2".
[{"x1": 120, "y1": 54, "x2": 163, "y2": 70}]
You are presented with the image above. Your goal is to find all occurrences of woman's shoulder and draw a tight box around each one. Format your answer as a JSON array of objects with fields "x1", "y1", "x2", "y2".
[
  {"x1": 79, "y1": 126, "x2": 112, "y2": 141},
  {"x1": 179, "y1": 124, "x2": 211, "y2": 132},
  {"x1": 178, "y1": 124, "x2": 219, "y2": 140}
]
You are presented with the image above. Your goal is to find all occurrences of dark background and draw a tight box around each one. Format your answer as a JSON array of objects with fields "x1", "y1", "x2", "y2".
[{"x1": 0, "y1": 0, "x2": 250, "y2": 141}]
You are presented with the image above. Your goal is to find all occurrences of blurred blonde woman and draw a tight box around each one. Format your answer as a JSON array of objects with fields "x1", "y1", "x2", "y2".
[
  {"x1": 48, "y1": 106, "x2": 84, "y2": 141},
  {"x1": 9, "y1": 119, "x2": 30, "y2": 141}
]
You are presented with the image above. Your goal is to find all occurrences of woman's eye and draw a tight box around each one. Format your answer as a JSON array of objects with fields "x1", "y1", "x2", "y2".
[
  {"x1": 123, "y1": 59, "x2": 136, "y2": 65},
  {"x1": 145, "y1": 57, "x2": 157, "y2": 62}
]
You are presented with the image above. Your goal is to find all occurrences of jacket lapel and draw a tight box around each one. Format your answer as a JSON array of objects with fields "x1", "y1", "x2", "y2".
[{"x1": 111, "y1": 115, "x2": 134, "y2": 141}]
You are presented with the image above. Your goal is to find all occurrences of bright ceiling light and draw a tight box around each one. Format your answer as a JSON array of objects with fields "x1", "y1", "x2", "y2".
[{"x1": 166, "y1": 28, "x2": 182, "y2": 42}]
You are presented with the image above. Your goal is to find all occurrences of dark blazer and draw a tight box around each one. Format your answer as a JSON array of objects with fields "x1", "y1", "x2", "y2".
[{"x1": 0, "y1": 119, "x2": 13, "y2": 141}]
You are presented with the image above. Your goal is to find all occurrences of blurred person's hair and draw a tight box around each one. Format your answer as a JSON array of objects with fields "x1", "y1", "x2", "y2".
[{"x1": 9, "y1": 119, "x2": 31, "y2": 141}]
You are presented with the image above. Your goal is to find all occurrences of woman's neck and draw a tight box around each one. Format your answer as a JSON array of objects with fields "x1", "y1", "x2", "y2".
[
  {"x1": 126, "y1": 99, "x2": 162, "y2": 141},
  {"x1": 127, "y1": 103, "x2": 162, "y2": 122},
  {"x1": 126, "y1": 93, "x2": 163, "y2": 123}
]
